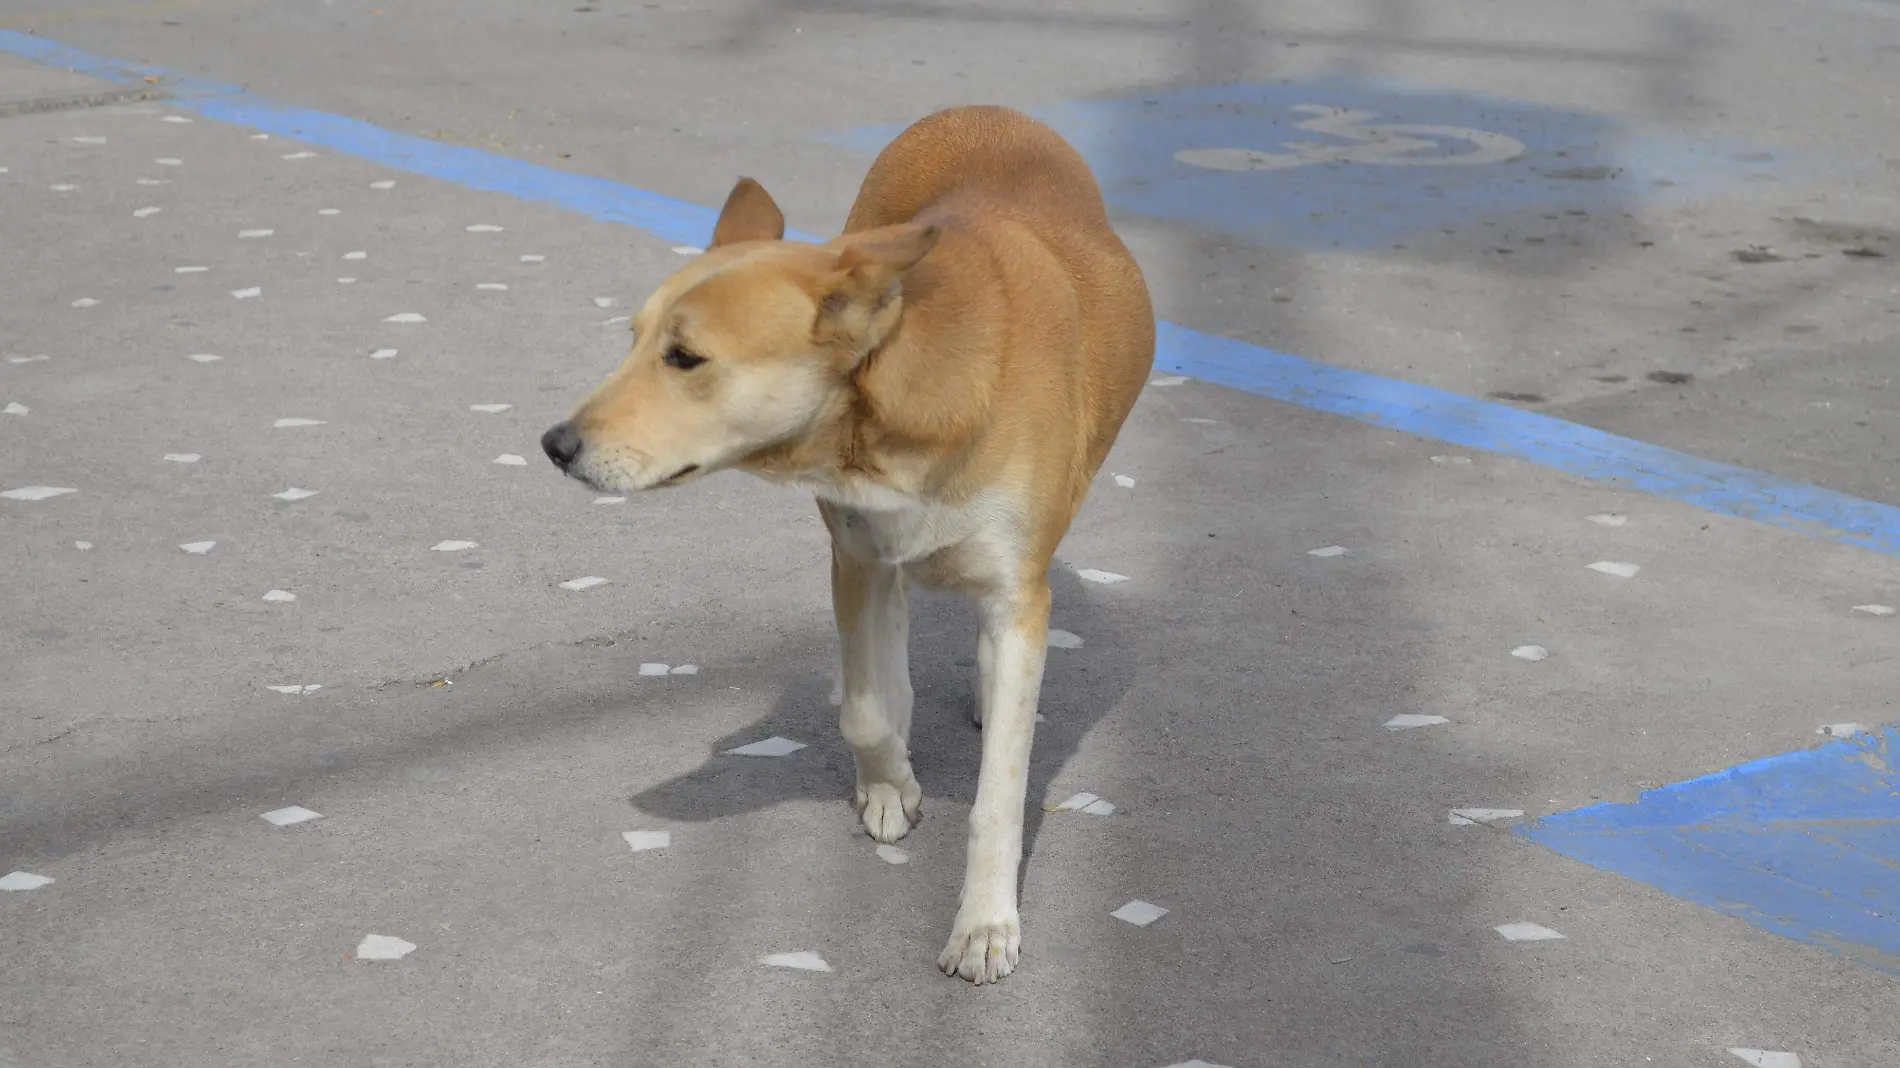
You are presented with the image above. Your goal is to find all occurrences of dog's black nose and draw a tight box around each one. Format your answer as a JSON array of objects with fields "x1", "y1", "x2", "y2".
[{"x1": 541, "y1": 422, "x2": 583, "y2": 470}]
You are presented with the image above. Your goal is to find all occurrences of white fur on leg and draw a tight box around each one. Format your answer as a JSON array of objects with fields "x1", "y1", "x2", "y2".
[
  {"x1": 836, "y1": 558, "x2": 923, "y2": 843},
  {"x1": 939, "y1": 596, "x2": 1046, "y2": 984}
]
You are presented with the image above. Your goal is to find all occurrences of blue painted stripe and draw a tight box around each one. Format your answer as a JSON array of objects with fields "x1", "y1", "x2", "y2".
[
  {"x1": 8, "y1": 29, "x2": 1900, "y2": 558},
  {"x1": 1518, "y1": 727, "x2": 1900, "y2": 974}
]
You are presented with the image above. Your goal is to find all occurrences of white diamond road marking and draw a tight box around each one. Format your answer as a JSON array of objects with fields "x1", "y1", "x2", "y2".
[
  {"x1": 260, "y1": 806, "x2": 323, "y2": 826},
  {"x1": 273, "y1": 418, "x2": 324, "y2": 428},
  {"x1": 133, "y1": 206, "x2": 161, "y2": 217},
  {"x1": 1308, "y1": 545, "x2": 1348, "y2": 557},
  {"x1": 281, "y1": 151, "x2": 316, "y2": 160},
  {"x1": 370, "y1": 349, "x2": 398, "y2": 360},
  {"x1": 1113, "y1": 473, "x2": 1136, "y2": 488},
  {"x1": 1150, "y1": 375, "x2": 1188, "y2": 386},
  {"x1": 231, "y1": 287, "x2": 261, "y2": 299},
  {"x1": 71, "y1": 297, "x2": 98, "y2": 307},
  {"x1": 238, "y1": 229, "x2": 274, "y2": 238},
  {"x1": 1082, "y1": 798, "x2": 1116, "y2": 815},
  {"x1": 1449, "y1": 808, "x2": 1524, "y2": 825},
  {"x1": 343, "y1": 251, "x2": 367, "y2": 260},
  {"x1": 594, "y1": 297, "x2": 616, "y2": 308},
  {"x1": 161, "y1": 115, "x2": 192, "y2": 123},
  {"x1": 319, "y1": 208, "x2": 340, "y2": 215},
  {"x1": 337, "y1": 278, "x2": 356, "y2": 285},
  {"x1": 477, "y1": 283, "x2": 508, "y2": 291},
  {"x1": 73, "y1": 541, "x2": 92, "y2": 550},
  {"x1": 1851, "y1": 604, "x2": 1895, "y2": 617},
  {"x1": 1047, "y1": 628, "x2": 1084, "y2": 649},
  {"x1": 1817, "y1": 723, "x2": 1866, "y2": 738},
  {"x1": 1430, "y1": 455, "x2": 1473, "y2": 465},
  {"x1": 1586, "y1": 513, "x2": 1629, "y2": 527},
  {"x1": 725, "y1": 736, "x2": 807, "y2": 758},
  {"x1": 1077, "y1": 568, "x2": 1128, "y2": 584},
  {"x1": 250, "y1": 133, "x2": 269, "y2": 140},
  {"x1": 0, "y1": 871, "x2": 55, "y2": 891},
  {"x1": 593, "y1": 496, "x2": 625, "y2": 505},
  {"x1": 385, "y1": 312, "x2": 426, "y2": 323},
  {"x1": 601, "y1": 316, "x2": 631, "y2": 326},
  {"x1": 7, "y1": 355, "x2": 50, "y2": 363},
  {"x1": 189, "y1": 353, "x2": 222, "y2": 363},
  {"x1": 272, "y1": 487, "x2": 318, "y2": 501},
  {"x1": 493, "y1": 454, "x2": 528, "y2": 466},
  {"x1": 50, "y1": 183, "x2": 79, "y2": 192},
  {"x1": 73, "y1": 135, "x2": 106, "y2": 144},
  {"x1": 1384, "y1": 714, "x2": 1449, "y2": 730},
  {"x1": 876, "y1": 844, "x2": 909, "y2": 864},
  {"x1": 1161, "y1": 1061, "x2": 1235, "y2": 1068},
  {"x1": 559, "y1": 575, "x2": 607, "y2": 591},
  {"x1": 469, "y1": 403, "x2": 512, "y2": 413},
  {"x1": 1111, "y1": 900, "x2": 1170, "y2": 927},
  {"x1": 670, "y1": 245, "x2": 703, "y2": 256},
  {"x1": 370, "y1": 179, "x2": 395, "y2": 189},
  {"x1": 622, "y1": 830, "x2": 670, "y2": 852},
  {"x1": 671, "y1": 665, "x2": 699, "y2": 675},
  {"x1": 354, "y1": 934, "x2": 416, "y2": 961},
  {"x1": 262, "y1": 589, "x2": 296, "y2": 603},
  {"x1": 1494, "y1": 922, "x2": 1566, "y2": 942},
  {"x1": 1586, "y1": 561, "x2": 1641, "y2": 578},
  {"x1": 1511, "y1": 645, "x2": 1549, "y2": 662},
  {"x1": 431, "y1": 541, "x2": 478, "y2": 552},
  {"x1": 175, "y1": 265, "x2": 208, "y2": 273},
  {"x1": 137, "y1": 178, "x2": 170, "y2": 185},
  {"x1": 521, "y1": 254, "x2": 545, "y2": 263},
  {"x1": 1728, "y1": 1050, "x2": 1801, "y2": 1068},
  {"x1": 162, "y1": 453, "x2": 200, "y2": 463},
  {"x1": 1050, "y1": 792, "x2": 1099, "y2": 813},
  {"x1": 465, "y1": 224, "x2": 504, "y2": 232},
  {"x1": 266, "y1": 684, "x2": 321, "y2": 695},
  {"x1": 3, "y1": 403, "x2": 25, "y2": 416},
  {"x1": 157, "y1": 158, "x2": 182, "y2": 165},
  {"x1": 639, "y1": 663, "x2": 670, "y2": 676},
  {"x1": 2, "y1": 486, "x2": 76, "y2": 501},
  {"x1": 1183, "y1": 417, "x2": 1218, "y2": 424},
  {"x1": 178, "y1": 541, "x2": 216, "y2": 555},
  {"x1": 761, "y1": 951, "x2": 830, "y2": 972}
]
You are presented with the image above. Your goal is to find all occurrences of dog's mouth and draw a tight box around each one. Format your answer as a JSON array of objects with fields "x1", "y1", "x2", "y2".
[{"x1": 657, "y1": 464, "x2": 700, "y2": 487}]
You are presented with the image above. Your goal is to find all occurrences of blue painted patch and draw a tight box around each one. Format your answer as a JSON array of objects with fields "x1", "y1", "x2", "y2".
[
  {"x1": 1520, "y1": 728, "x2": 1900, "y2": 974},
  {"x1": 821, "y1": 76, "x2": 1784, "y2": 250},
  {"x1": 5, "y1": 30, "x2": 1897, "y2": 559}
]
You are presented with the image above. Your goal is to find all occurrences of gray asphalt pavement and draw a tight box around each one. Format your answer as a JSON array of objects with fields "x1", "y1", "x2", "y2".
[{"x1": 2, "y1": 2, "x2": 1898, "y2": 1067}]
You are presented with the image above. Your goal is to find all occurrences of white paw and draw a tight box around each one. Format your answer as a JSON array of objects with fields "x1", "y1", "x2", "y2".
[
  {"x1": 938, "y1": 905, "x2": 1021, "y2": 984},
  {"x1": 855, "y1": 778, "x2": 922, "y2": 843}
]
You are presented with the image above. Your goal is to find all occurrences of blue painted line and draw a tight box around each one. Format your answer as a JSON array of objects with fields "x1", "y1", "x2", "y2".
[
  {"x1": 6, "y1": 30, "x2": 1899, "y2": 559},
  {"x1": 1518, "y1": 728, "x2": 1900, "y2": 975}
]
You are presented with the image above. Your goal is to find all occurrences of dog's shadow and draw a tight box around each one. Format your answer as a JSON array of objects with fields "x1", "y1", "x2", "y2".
[{"x1": 631, "y1": 565, "x2": 1135, "y2": 865}]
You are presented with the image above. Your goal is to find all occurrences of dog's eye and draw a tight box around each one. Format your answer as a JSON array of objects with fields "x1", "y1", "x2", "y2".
[{"x1": 663, "y1": 344, "x2": 707, "y2": 370}]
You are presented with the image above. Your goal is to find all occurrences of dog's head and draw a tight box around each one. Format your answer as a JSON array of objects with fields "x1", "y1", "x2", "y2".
[{"x1": 541, "y1": 178, "x2": 939, "y2": 494}]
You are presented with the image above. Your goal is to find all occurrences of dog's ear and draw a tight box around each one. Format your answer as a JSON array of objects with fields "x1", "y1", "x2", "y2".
[
  {"x1": 815, "y1": 222, "x2": 942, "y2": 354},
  {"x1": 710, "y1": 177, "x2": 786, "y2": 247}
]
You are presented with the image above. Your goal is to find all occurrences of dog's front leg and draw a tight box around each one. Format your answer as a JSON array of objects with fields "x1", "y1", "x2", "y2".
[
  {"x1": 831, "y1": 546, "x2": 923, "y2": 843},
  {"x1": 939, "y1": 578, "x2": 1049, "y2": 984}
]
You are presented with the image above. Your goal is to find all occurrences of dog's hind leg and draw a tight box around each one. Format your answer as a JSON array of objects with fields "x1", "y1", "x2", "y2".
[
  {"x1": 831, "y1": 546, "x2": 923, "y2": 843},
  {"x1": 939, "y1": 575, "x2": 1049, "y2": 984}
]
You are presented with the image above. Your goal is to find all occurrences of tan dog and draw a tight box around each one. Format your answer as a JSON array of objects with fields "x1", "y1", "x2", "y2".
[{"x1": 541, "y1": 105, "x2": 1154, "y2": 983}]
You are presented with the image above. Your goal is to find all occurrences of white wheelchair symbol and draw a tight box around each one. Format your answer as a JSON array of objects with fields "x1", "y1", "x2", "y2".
[{"x1": 1174, "y1": 104, "x2": 1526, "y2": 172}]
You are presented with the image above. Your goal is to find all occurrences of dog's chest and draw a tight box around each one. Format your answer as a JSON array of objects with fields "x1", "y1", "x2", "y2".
[{"x1": 820, "y1": 484, "x2": 1015, "y2": 580}]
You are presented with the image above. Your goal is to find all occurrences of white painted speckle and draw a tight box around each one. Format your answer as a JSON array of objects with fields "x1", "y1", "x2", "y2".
[
  {"x1": 161, "y1": 115, "x2": 193, "y2": 124},
  {"x1": 1047, "y1": 629, "x2": 1083, "y2": 649},
  {"x1": 671, "y1": 665, "x2": 699, "y2": 675},
  {"x1": 260, "y1": 806, "x2": 322, "y2": 826},
  {"x1": 493, "y1": 454, "x2": 528, "y2": 466},
  {"x1": 593, "y1": 297, "x2": 616, "y2": 308},
  {"x1": 179, "y1": 541, "x2": 216, "y2": 554},
  {"x1": 1817, "y1": 723, "x2": 1866, "y2": 738},
  {"x1": 250, "y1": 133, "x2": 270, "y2": 140},
  {"x1": 622, "y1": 830, "x2": 670, "y2": 852},
  {"x1": 188, "y1": 353, "x2": 221, "y2": 363},
  {"x1": 175, "y1": 265, "x2": 208, "y2": 273},
  {"x1": 262, "y1": 589, "x2": 296, "y2": 603},
  {"x1": 1113, "y1": 474, "x2": 1136, "y2": 488},
  {"x1": 431, "y1": 541, "x2": 478, "y2": 553},
  {"x1": 1586, "y1": 513, "x2": 1628, "y2": 527},
  {"x1": 1111, "y1": 900, "x2": 1170, "y2": 927},
  {"x1": 342, "y1": 251, "x2": 367, "y2": 260},
  {"x1": 336, "y1": 277, "x2": 356, "y2": 285},
  {"x1": 876, "y1": 844, "x2": 909, "y2": 865},
  {"x1": 1160, "y1": 1061, "x2": 1235, "y2": 1068},
  {"x1": 0, "y1": 871, "x2": 54, "y2": 891},
  {"x1": 156, "y1": 158, "x2": 182, "y2": 166},
  {"x1": 601, "y1": 316, "x2": 631, "y2": 326},
  {"x1": 385, "y1": 312, "x2": 426, "y2": 323},
  {"x1": 559, "y1": 575, "x2": 608, "y2": 590},
  {"x1": 670, "y1": 245, "x2": 703, "y2": 256},
  {"x1": 273, "y1": 418, "x2": 325, "y2": 428},
  {"x1": 136, "y1": 178, "x2": 170, "y2": 185},
  {"x1": 271, "y1": 487, "x2": 318, "y2": 501},
  {"x1": 133, "y1": 206, "x2": 161, "y2": 218},
  {"x1": 761, "y1": 951, "x2": 830, "y2": 972},
  {"x1": 725, "y1": 736, "x2": 807, "y2": 757},
  {"x1": 1727, "y1": 1049, "x2": 1801, "y2": 1068},
  {"x1": 1308, "y1": 545, "x2": 1348, "y2": 558},
  {"x1": 1182, "y1": 417, "x2": 1219, "y2": 424},
  {"x1": 281, "y1": 151, "x2": 316, "y2": 160},
  {"x1": 639, "y1": 663, "x2": 670, "y2": 676},
  {"x1": 1511, "y1": 645, "x2": 1549, "y2": 662},
  {"x1": 465, "y1": 223, "x2": 504, "y2": 232},
  {"x1": 238, "y1": 229, "x2": 274, "y2": 238},
  {"x1": 476, "y1": 283, "x2": 508, "y2": 291},
  {"x1": 469, "y1": 403, "x2": 512, "y2": 413},
  {"x1": 265, "y1": 684, "x2": 321, "y2": 695},
  {"x1": 1150, "y1": 375, "x2": 1188, "y2": 387},
  {"x1": 370, "y1": 179, "x2": 395, "y2": 189},
  {"x1": 73, "y1": 135, "x2": 106, "y2": 144},
  {"x1": 231, "y1": 287, "x2": 261, "y2": 299},
  {"x1": 1449, "y1": 808, "x2": 1523, "y2": 825},
  {"x1": 370, "y1": 349, "x2": 397, "y2": 360},
  {"x1": 7, "y1": 355, "x2": 50, "y2": 364},
  {"x1": 593, "y1": 496, "x2": 625, "y2": 505},
  {"x1": 1586, "y1": 561, "x2": 1640, "y2": 578},
  {"x1": 2, "y1": 486, "x2": 76, "y2": 501},
  {"x1": 50, "y1": 184, "x2": 79, "y2": 192},
  {"x1": 520, "y1": 254, "x2": 545, "y2": 263},
  {"x1": 1384, "y1": 714, "x2": 1448, "y2": 730},
  {"x1": 1077, "y1": 568, "x2": 1128, "y2": 585},
  {"x1": 3, "y1": 402, "x2": 26, "y2": 416},
  {"x1": 354, "y1": 934, "x2": 416, "y2": 961},
  {"x1": 1494, "y1": 922, "x2": 1565, "y2": 942},
  {"x1": 1430, "y1": 455, "x2": 1474, "y2": 466},
  {"x1": 1851, "y1": 604, "x2": 1895, "y2": 617},
  {"x1": 73, "y1": 541, "x2": 92, "y2": 550},
  {"x1": 318, "y1": 208, "x2": 340, "y2": 216},
  {"x1": 70, "y1": 297, "x2": 98, "y2": 307}
]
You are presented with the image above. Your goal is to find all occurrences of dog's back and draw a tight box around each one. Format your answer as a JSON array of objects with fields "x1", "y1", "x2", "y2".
[{"x1": 843, "y1": 106, "x2": 1155, "y2": 530}]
